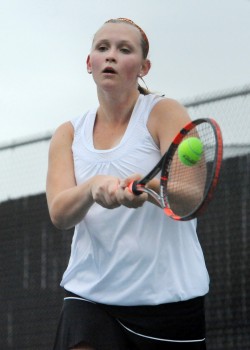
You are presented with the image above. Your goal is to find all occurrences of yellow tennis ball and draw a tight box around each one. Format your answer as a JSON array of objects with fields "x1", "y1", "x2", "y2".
[{"x1": 178, "y1": 137, "x2": 203, "y2": 166}]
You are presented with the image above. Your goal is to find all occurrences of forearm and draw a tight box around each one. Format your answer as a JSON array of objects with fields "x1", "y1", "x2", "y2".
[{"x1": 47, "y1": 180, "x2": 94, "y2": 230}]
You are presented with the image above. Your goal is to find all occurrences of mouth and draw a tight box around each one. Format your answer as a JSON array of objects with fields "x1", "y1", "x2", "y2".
[{"x1": 102, "y1": 67, "x2": 117, "y2": 74}]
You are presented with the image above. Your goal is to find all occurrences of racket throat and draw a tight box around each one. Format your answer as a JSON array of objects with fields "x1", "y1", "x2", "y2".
[{"x1": 140, "y1": 187, "x2": 162, "y2": 207}]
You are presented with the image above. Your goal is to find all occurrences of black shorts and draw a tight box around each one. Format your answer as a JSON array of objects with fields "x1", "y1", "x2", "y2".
[{"x1": 53, "y1": 291, "x2": 207, "y2": 350}]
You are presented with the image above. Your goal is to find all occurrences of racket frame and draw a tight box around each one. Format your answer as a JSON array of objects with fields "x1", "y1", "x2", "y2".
[{"x1": 131, "y1": 118, "x2": 223, "y2": 221}]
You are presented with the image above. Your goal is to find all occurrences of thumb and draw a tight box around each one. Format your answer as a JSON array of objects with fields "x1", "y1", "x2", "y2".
[{"x1": 119, "y1": 174, "x2": 142, "y2": 189}]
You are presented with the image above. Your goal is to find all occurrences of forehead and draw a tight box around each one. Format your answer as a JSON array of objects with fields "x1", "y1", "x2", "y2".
[{"x1": 93, "y1": 22, "x2": 142, "y2": 45}]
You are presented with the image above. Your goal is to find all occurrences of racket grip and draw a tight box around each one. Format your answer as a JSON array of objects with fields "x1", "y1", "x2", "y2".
[{"x1": 128, "y1": 181, "x2": 143, "y2": 196}]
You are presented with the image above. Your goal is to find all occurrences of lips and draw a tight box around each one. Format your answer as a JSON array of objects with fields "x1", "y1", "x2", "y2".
[{"x1": 102, "y1": 67, "x2": 117, "y2": 74}]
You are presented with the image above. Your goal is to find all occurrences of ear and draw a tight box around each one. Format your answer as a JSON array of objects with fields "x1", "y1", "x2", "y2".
[
  {"x1": 139, "y1": 59, "x2": 151, "y2": 77},
  {"x1": 86, "y1": 55, "x2": 92, "y2": 73}
]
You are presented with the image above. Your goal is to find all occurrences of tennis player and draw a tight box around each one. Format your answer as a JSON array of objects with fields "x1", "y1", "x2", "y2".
[{"x1": 46, "y1": 18, "x2": 209, "y2": 350}]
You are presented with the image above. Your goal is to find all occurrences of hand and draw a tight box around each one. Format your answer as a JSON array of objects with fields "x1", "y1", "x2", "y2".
[
  {"x1": 91, "y1": 175, "x2": 121, "y2": 209},
  {"x1": 116, "y1": 174, "x2": 148, "y2": 208}
]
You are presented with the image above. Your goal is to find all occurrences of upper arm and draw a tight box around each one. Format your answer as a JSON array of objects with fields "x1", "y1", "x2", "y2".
[
  {"x1": 147, "y1": 98, "x2": 191, "y2": 155},
  {"x1": 46, "y1": 122, "x2": 76, "y2": 210}
]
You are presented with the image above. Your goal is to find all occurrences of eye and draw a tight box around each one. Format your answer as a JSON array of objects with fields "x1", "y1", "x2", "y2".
[
  {"x1": 98, "y1": 45, "x2": 108, "y2": 52},
  {"x1": 94, "y1": 41, "x2": 109, "y2": 52},
  {"x1": 120, "y1": 47, "x2": 131, "y2": 54}
]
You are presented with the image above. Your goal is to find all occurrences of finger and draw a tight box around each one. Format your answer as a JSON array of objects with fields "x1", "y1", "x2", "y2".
[
  {"x1": 118, "y1": 188, "x2": 148, "y2": 208},
  {"x1": 119, "y1": 174, "x2": 142, "y2": 189}
]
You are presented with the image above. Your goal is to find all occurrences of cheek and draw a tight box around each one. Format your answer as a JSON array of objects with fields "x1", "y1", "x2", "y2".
[
  {"x1": 89, "y1": 53, "x2": 102, "y2": 71},
  {"x1": 123, "y1": 59, "x2": 141, "y2": 78}
]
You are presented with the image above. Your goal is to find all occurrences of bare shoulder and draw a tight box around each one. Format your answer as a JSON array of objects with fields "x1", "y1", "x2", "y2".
[
  {"x1": 148, "y1": 97, "x2": 191, "y2": 153},
  {"x1": 150, "y1": 97, "x2": 191, "y2": 128},
  {"x1": 47, "y1": 121, "x2": 76, "y2": 202},
  {"x1": 49, "y1": 121, "x2": 74, "y2": 152}
]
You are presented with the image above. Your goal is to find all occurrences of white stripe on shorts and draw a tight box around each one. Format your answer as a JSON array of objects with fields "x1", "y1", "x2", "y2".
[
  {"x1": 117, "y1": 320, "x2": 205, "y2": 343},
  {"x1": 64, "y1": 296, "x2": 96, "y2": 304}
]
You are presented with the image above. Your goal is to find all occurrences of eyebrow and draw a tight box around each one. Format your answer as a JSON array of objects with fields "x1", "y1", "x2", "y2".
[{"x1": 94, "y1": 39, "x2": 135, "y2": 48}]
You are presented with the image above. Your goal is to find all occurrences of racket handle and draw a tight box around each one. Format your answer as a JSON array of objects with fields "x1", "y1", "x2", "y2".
[{"x1": 128, "y1": 181, "x2": 144, "y2": 196}]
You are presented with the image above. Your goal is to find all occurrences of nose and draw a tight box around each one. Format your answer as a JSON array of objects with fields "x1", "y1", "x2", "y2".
[
  {"x1": 105, "y1": 48, "x2": 117, "y2": 62},
  {"x1": 106, "y1": 57, "x2": 116, "y2": 62}
]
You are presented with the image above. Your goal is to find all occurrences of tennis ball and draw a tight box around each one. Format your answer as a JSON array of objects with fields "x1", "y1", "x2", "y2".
[{"x1": 178, "y1": 137, "x2": 203, "y2": 166}]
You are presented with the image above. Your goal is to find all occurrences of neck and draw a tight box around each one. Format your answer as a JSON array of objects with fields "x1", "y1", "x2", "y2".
[
  {"x1": 93, "y1": 90, "x2": 141, "y2": 149},
  {"x1": 96, "y1": 88, "x2": 140, "y2": 125}
]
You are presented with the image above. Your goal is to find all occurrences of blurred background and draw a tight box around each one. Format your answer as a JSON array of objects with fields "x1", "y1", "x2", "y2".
[{"x1": 0, "y1": 0, "x2": 249, "y2": 349}]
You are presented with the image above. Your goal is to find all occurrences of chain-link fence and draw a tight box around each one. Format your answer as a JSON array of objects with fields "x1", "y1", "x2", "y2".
[
  {"x1": 0, "y1": 135, "x2": 51, "y2": 202},
  {"x1": 184, "y1": 84, "x2": 250, "y2": 157}
]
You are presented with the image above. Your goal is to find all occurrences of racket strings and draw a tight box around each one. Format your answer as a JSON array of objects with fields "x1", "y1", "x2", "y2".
[{"x1": 163, "y1": 122, "x2": 217, "y2": 218}]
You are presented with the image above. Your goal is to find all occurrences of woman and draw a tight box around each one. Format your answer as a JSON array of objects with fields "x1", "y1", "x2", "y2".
[{"x1": 46, "y1": 18, "x2": 209, "y2": 350}]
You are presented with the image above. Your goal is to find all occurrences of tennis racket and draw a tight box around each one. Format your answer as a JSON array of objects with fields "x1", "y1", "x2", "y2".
[{"x1": 129, "y1": 118, "x2": 223, "y2": 221}]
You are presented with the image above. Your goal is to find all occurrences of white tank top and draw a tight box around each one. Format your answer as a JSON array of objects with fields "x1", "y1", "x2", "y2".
[{"x1": 61, "y1": 94, "x2": 209, "y2": 305}]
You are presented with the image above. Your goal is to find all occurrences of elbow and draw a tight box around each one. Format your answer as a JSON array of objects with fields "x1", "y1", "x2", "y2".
[
  {"x1": 50, "y1": 214, "x2": 70, "y2": 231},
  {"x1": 51, "y1": 216, "x2": 68, "y2": 230},
  {"x1": 48, "y1": 205, "x2": 74, "y2": 231}
]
